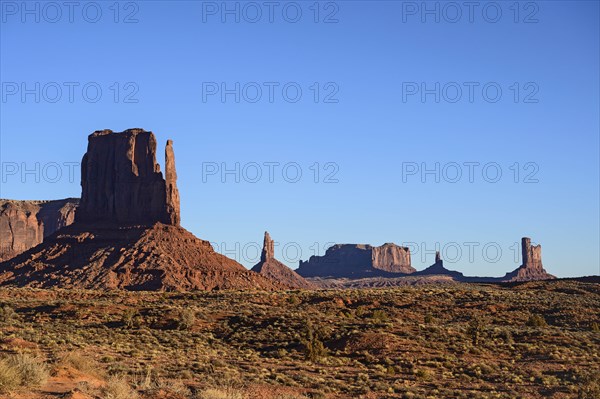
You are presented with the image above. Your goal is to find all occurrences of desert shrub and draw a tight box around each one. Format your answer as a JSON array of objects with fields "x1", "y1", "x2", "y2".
[
  {"x1": 301, "y1": 322, "x2": 328, "y2": 362},
  {"x1": 178, "y1": 308, "x2": 196, "y2": 330},
  {"x1": 0, "y1": 305, "x2": 17, "y2": 323},
  {"x1": 466, "y1": 318, "x2": 486, "y2": 346},
  {"x1": 60, "y1": 351, "x2": 101, "y2": 376},
  {"x1": 287, "y1": 295, "x2": 301, "y2": 305},
  {"x1": 0, "y1": 354, "x2": 49, "y2": 392},
  {"x1": 102, "y1": 376, "x2": 139, "y2": 399},
  {"x1": 121, "y1": 309, "x2": 142, "y2": 329},
  {"x1": 0, "y1": 359, "x2": 21, "y2": 393},
  {"x1": 372, "y1": 309, "x2": 389, "y2": 322},
  {"x1": 526, "y1": 314, "x2": 547, "y2": 327}
]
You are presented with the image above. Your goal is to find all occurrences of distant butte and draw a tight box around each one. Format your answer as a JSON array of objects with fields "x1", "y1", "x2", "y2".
[
  {"x1": 297, "y1": 243, "x2": 415, "y2": 278},
  {"x1": 502, "y1": 237, "x2": 555, "y2": 282}
]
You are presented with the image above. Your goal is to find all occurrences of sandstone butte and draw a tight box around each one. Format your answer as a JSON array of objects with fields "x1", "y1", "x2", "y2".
[{"x1": 0, "y1": 129, "x2": 282, "y2": 291}]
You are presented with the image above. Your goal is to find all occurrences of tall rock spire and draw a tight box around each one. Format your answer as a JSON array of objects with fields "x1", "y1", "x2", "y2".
[
  {"x1": 165, "y1": 140, "x2": 181, "y2": 226},
  {"x1": 261, "y1": 231, "x2": 275, "y2": 262},
  {"x1": 252, "y1": 231, "x2": 314, "y2": 289}
]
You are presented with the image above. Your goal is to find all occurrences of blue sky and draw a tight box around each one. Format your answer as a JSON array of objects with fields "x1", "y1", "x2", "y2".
[{"x1": 1, "y1": 1, "x2": 598, "y2": 277}]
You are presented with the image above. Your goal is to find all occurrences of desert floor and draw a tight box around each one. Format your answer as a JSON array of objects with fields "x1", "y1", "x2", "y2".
[{"x1": 0, "y1": 280, "x2": 599, "y2": 399}]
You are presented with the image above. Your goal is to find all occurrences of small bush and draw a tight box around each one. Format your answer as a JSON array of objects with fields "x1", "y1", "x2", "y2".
[
  {"x1": 0, "y1": 354, "x2": 49, "y2": 393},
  {"x1": 103, "y1": 376, "x2": 139, "y2": 399},
  {"x1": 60, "y1": 351, "x2": 101, "y2": 376},
  {"x1": 526, "y1": 314, "x2": 547, "y2": 327},
  {"x1": 466, "y1": 318, "x2": 486, "y2": 346},
  {"x1": 0, "y1": 305, "x2": 17, "y2": 323},
  {"x1": 301, "y1": 322, "x2": 328, "y2": 362},
  {"x1": 178, "y1": 308, "x2": 196, "y2": 330},
  {"x1": 0, "y1": 359, "x2": 21, "y2": 393},
  {"x1": 372, "y1": 309, "x2": 389, "y2": 322},
  {"x1": 121, "y1": 309, "x2": 142, "y2": 329}
]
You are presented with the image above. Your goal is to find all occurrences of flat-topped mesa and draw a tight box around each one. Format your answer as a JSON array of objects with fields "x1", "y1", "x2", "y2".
[
  {"x1": 297, "y1": 243, "x2": 415, "y2": 278},
  {"x1": 76, "y1": 129, "x2": 181, "y2": 226}
]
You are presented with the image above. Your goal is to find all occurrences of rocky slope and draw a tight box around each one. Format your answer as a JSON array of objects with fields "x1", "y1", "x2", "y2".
[
  {"x1": 251, "y1": 232, "x2": 314, "y2": 289},
  {"x1": 0, "y1": 223, "x2": 282, "y2": 291},
  {"x1": 297, "y1": 243, "x2": 415, "y2": 278},
  {"x1": 0, "y1": 198, "x2": 78, "y2": 262}
]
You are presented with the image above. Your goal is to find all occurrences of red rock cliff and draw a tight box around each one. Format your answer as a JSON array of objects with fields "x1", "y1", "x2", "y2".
[{"x1": 76, "y1": 129, "x2": 180, "y2": 226}]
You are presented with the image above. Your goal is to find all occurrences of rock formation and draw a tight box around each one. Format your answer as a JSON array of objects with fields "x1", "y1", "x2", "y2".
[
  {"x1": 251, "y1": 232, "x2": 314, "y2": 289},
  {"x1": 502, "y1": 237, "x2": 555, "y2": 281},
  {"x1": 297, "y1": 243, "x2": 415, "y2": 278},
  {"x1": 414, "y1": 251, "x2": 465, "y2": 279},
  {"x1": 0, "y1": 129, "x2": 283, "y2": 291},
  {"x1": 0, "y1": 199, "x2": 78, "y2": 262},
  {"x1": 76, "y1": 129, "x2": 180, "y2": 226}
]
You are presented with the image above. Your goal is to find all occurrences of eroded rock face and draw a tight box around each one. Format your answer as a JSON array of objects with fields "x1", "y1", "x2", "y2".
[
  {"x1": 297, "y1": 243, "x2": 415, "y2": 278},
  {"x1": 252, "y1": 232, "x2": 314, "y2": 289},
  {"x1": 0, "y1": 199, "x2": 78, "y2": 262},
  {"x1": 76, "y1": 129, "x2": 180, "y2": 226},
  {"x1": 502, "y1": 237, "x2": 555, "y2": 281},
  {"x1": 372, "y1": 243, "x2": 413, "y2": 273}
]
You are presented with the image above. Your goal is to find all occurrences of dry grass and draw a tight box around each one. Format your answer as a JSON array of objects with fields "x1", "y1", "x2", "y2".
[{"x1": 0, "y1": 353, "x2": 49, "y2": 392}]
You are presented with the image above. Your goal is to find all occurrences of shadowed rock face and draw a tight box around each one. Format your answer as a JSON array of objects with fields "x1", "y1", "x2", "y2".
[
  {"x1": 0, "y1": 199, "x2": 79, "y2": 262},
  {"x1": 251, "y1": 231, "x2": 314, "y2": 289},
  {"x1": 76, "y1": 129, "x2": 180, "y2": 226},
  {"x1": 297, "y1": 243, "x2": 415, "y2": 278}
]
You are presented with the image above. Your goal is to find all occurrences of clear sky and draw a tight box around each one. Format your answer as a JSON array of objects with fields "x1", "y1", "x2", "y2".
[{"x1": 1, "y1": 1, "x2": 598, "y2": 277}]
